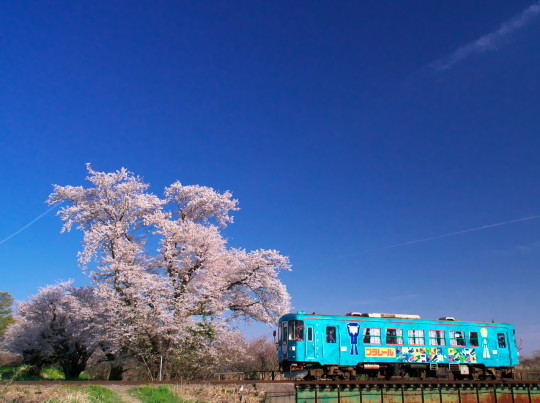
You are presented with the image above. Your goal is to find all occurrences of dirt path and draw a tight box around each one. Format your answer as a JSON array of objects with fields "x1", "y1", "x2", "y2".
[{"x1": 106, "y1": 385, "x2": 141, "y2": 403}]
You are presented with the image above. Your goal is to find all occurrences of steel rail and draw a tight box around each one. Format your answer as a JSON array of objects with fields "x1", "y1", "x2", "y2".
[{"x1": 295, "y1": 379, "x2": 540, "y2": 386}]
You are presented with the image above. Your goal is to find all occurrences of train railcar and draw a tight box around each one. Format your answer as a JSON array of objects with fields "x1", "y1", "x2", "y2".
[{"x1": 277, "y1": 312, "x2": 519, "y2": 380}]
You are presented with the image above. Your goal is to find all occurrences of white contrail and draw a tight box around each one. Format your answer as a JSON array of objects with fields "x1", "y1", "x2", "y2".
[
  {"x1": 0, "y1": 203, "x2": 61, "y2": 246},
  {"x1": 342, "y1": 215, "x2": 540, "y2": 257},
  {"x1": 431, "y1": 1, "x2": 540, "y2": 71}
]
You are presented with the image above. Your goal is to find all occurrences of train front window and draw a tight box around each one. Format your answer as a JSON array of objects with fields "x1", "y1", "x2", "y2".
[
  {"x1": 288, "y1": 320, "x2": 304, "y2": 341},
  {"x1": 450, "y1": 331, "x2": 466, "y2": 346},
  {"x1": 429, "y1": 330, "x2": 446, "y2": 346},
  {"x1": 469, "y1": 331, "x2": 479, "y2": 347},
  {"x1": 497, "y1": 333, "x2": 507, "y2": 348}
]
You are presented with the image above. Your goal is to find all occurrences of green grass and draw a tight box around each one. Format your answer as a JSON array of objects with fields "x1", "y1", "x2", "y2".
[
  {"x1": 0, "y1": 365, "x2": 39, "y2": 381},
  {"x1": 41, "y1": 367, "x2": 65, "y2": 380},
  {"x1": 86, "y1": 385, "x2": 122, "y2": 403},
  {"x1": 0, "y1": 366, "x2": 15, "y2": 380},
  {"x1": 0, "y1": 365, "x2": 65, "y2": 381},
  {"x1": 78, "y1": 370, "x2": 90, "y2": 380},
  {"x1": 129, "y1": 385, "x2": 189, "y2": 403}
]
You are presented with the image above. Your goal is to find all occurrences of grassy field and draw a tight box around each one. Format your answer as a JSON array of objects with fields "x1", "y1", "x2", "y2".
[
  {"x1": 129, "y1": 385, "x2": 189, "y2": 402},
  {"x1": 0, "y1": 365, "x2": 265, "y2": 401},
  {"x1": 0, "y1": 384, "x2": 122, "y2": 402},
  {"x1": 86, "y1": 385, "x2": 123, "y2": 402},
  {"x1": 0, "y1": 381, "x2": 265, "y2": 402}
]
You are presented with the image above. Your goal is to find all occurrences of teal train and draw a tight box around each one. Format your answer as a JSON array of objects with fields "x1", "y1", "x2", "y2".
[{"x1": 277, "y1": 312, "x2": 519, "y2": 380}]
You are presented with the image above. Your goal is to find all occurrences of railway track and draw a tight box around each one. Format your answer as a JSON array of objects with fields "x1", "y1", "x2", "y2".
[{"x1": 294, "y1": 379, "x2": 540, "y2": 402}]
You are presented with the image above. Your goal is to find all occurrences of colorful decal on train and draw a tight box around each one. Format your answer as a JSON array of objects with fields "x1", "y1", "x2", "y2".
[
  {"x1": 396, "y1": 347, "x2": 444, "y2": 363},
  {"x1": 347, "y1": 323, "x2": 360, "y2": 355},
  {"x1": 365, "y1": 347, "x2": 396, "y2": 357},
  {"x1": 448, "y1": 348, "x2": 477, "y2": 363}
]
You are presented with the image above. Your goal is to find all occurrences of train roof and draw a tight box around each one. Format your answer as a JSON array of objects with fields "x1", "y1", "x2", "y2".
[{"x1": 279, "y1": 311, "x2": 514, "y2": 327}]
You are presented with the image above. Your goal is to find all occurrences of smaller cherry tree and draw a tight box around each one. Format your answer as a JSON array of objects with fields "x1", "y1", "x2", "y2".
[{"x1": 3, "y1": 282, "x2": 99, "y2": 379}]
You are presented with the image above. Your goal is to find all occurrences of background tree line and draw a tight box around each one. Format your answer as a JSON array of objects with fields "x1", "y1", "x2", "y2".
[{"x1": 0, "y1": 292, "x2": 14, "y2": 338}]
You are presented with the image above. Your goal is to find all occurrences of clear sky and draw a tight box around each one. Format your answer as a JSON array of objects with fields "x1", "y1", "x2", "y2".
[{"x1": 1, "y1": 1, "x2": 540, "y2": 355}]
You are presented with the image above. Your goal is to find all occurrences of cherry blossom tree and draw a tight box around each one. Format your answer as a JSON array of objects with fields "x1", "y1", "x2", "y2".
[
  {"x1": 47, "y1": 165, "x2": 291, "y2": 379},
  {"x1": 3, "y1": 282, "x2": 98, "y2": 379},
  {"x1": 226, "y1": 336, "x2": 279, "y2": 377}
]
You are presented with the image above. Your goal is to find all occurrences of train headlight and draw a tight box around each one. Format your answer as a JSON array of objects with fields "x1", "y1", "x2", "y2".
[{"x1": 289, "y1": 346, "x2": 296, "y2": 351}]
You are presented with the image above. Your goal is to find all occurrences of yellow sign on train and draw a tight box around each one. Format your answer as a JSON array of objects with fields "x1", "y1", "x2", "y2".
[{"x1": 365, "y1": 347, "x2": 396, "y2": 357}]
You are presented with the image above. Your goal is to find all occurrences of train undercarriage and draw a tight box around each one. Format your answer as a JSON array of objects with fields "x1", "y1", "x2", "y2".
[{"x1": 281, "y1": 361, "x2": 515, "y2": 381}]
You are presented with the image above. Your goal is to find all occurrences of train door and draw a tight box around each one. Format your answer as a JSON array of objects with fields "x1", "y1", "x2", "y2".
[
  {"x1": 280, "y1": 321, "x2": 288, "y2": 360},
  {"x1": 495, "y1": 330, "x2": 511, "y2": 365},
  {"x1": 324, "y1": 325, "x2": 340, "y2": 364},
  {"x1": 314, "y1": 324, "x2": 321, "y2": 359},
  {"x1": 306, "y1": 326, "x2": 315, "y2": 359}
]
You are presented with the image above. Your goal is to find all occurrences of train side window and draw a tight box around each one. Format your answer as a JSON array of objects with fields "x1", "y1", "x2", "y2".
[
  {"x1": 408, "y1": 329, "x2": 425, "y2": 345},
  {"x1": 386, "y1": 328, "x2": 403, "y2": 345},
  {"x1": 497, "y1": 333, "x2": 507, "y2": 348},
  {"x1": 363, "y1": 327, "x2": 381, "y2": 344},
  {"x1": 450, "y1": 331, "x2": 466, "y2": 346},
  {"x1": 429, "y1": 330, "x2": 446, "y2": 346},
  {"x1": 282, "y1": 322, "x2": 288, "y2": 342},
  {"x1": 469, "y1": 331, "x2": 479, "y2": 347},
  {"x1": 307, "y1": 327, "x2": 313, "y2": 341},
  {"x1": 326, "y1": 326, "x2": 336, "y2": 343}
]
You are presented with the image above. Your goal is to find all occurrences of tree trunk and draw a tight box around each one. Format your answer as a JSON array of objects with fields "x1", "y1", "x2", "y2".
[
  {"x1": 62, "y1": 364, "x2": 84, "y2": 380},
  {"x1": 59, "y1": 347, "x2": 91, "y2": 380}
]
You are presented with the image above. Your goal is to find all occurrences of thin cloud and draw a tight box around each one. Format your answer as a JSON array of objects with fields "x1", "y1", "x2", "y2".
[
  {"x1": 0, "y1": 203, "x2": 61, "y2": 246},
  {"x1": 340, "y1": 214, "x2": 540, "y2": 258},
  {"x1": 431, "y1": 1, "x2": 540, "y2": 71}
]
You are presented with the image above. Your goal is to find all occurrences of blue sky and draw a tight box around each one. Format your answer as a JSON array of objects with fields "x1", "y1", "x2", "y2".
[{"x1": 1, "y1": 1, "x2": 540, "y2": 354}]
